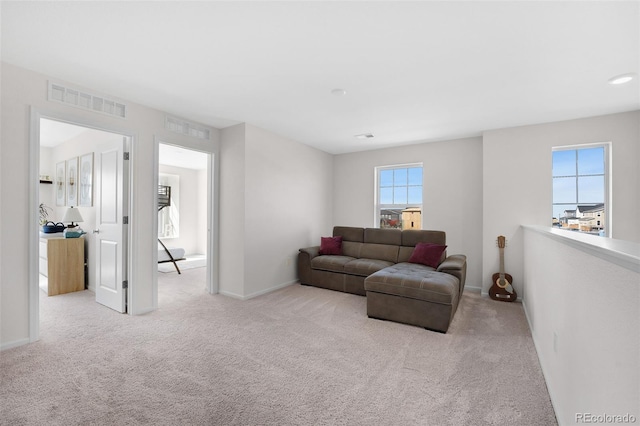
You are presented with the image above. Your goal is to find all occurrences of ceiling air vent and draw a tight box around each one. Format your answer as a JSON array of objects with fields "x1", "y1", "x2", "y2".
[
  {"x1": 355, "y1": 133, "x2": 374, "y2": 139},
  {"x1": 48, "y1": 81, "x2": 127, "y2": 119},
  {"x1": 165, "y1": 116, "x2": 211, "y2": 140}
]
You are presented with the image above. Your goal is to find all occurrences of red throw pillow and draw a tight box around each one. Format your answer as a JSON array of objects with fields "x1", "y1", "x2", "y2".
[
  {"x1": 408, "y1": 242, "x2": 447, "y2": 268},
  {"x1": 319, "y1": 236, "x2": 343, "y2": 255}
]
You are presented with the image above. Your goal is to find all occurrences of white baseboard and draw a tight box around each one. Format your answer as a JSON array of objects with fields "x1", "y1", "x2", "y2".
[
  {"x1": 243, "y1": 280, "x2": 297, "y2": 300},
  {"x1": 1, "y1": 337, "x2": 30, "y2": 351},
  {"x1": 131, "y1": 307, "x2": 155, "y2": 315},
  {"x1": 218, "y1": 290, "x2": 244, "y2": 300},
  {"x1": 220, "y1": 280, "x2": 297, "y2": 301}
]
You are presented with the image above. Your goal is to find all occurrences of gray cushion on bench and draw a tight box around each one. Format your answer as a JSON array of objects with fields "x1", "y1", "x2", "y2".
[{"x1": 365, "y1": 262, "x2": 459, "y2": 306}]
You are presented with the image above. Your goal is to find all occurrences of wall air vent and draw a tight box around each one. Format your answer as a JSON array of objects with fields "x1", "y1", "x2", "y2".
[
  {"x1": 48, "y1": 81, "x2": 127, "y2": 119},
  {"x1": 165, "y1": 116, "x2": 211, "y2": 140}
]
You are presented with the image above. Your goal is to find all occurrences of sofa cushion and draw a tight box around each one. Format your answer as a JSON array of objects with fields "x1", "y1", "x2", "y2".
[
  {"x1": 398, "y1": 230, "x2": 447, "y2": 263},
  {"x1": 342, "y1": 241, "x2": 363, "y2": 258},
  {"x1": 311, "y1": 255, "x2": 356, "y2": 274},
  {"x1": 364, "y1": 262, "x2": 459, "y2": 306},
  {"x1": 344, "y1": 258, "x2": 394, "y2": 277},
  {"x1": 408, "y1": 242, "x2": 447, "y2": 268},
  {"x1": 334, "y1": 226, "x2": 364, "y2": 242},
  {"x1": 398, "y1": 246, "x2": 415, "y2": 263},
  {"x1": 365, "y1": 228, "x2": 402, "y2": 245},
  {"x1": 361, "y1": 243, "x2": 399, "y2": 263},
  {"x1": 402, "y1": 230, "x2": 446, "y2": 246},
  {"x1": 319, "y1": 236, "x2": 342, "y2": 255}
]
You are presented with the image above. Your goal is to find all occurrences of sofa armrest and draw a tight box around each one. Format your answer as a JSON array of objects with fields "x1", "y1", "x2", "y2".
[
  {"x1": 299, "y1": 246, "x2": 320, "y2": 258},
  {"x1": 298, "y1": 246, "x2": 320, "y2": 285},
  {"x1": 437, "y1": 254, "x2": 467, "y2": 293}
]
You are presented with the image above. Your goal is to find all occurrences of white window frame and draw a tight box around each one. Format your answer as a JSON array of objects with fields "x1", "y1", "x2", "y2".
[
  {"x1": 374, "y1": 163, "x2": 423, "y2": 229},
  {"x1": 552, "y1": 142, "x2": 611, "y2": 237}
]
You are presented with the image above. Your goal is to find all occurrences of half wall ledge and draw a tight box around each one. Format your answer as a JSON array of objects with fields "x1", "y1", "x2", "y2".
[{"x1": 521, "y1": 225, "x2": 640, "y2": 273}]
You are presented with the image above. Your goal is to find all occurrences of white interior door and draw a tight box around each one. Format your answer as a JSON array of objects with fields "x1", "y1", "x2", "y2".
[{"x1": 95, "y1": 137, "x2": 127, "y2": 312}]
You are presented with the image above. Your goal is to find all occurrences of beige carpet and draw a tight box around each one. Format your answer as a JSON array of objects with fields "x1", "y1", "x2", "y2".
[{"x1": 1, "y1": 269, "x2": 556, "y2": 425}]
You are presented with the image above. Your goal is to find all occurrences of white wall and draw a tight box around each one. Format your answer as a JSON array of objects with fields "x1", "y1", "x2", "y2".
[
  {"x1": 219, "y1": 123, "x2": 334, "y2": 299},
  {"x1": 39, "y1": 146, "x2": 55, "y2": 210},
  {"x1": 523, "y1": 228, "x2": 639, "y2": 425},
  {"x1": 244, "y1": 124, "x2": 333, "y2": 298},
  {"x1": 332, "y1": 137, "x2": 484, "y2": 290},
  {"x1": 0, "y1": 62, "x2": 220, "y2": 349},
  {"x1": 482, "y1": 111, "x2": 640, "y2": 296},
  {"x1": 219, "y1": 124, "x2": 246, "y2": 299},
  {"x1": 197, "y1": 168, "x2": 208, "y2": 256}
]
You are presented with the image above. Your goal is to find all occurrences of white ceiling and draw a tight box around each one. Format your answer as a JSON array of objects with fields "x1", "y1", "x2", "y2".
[
  {"x1": 159, "y1": 144, "x2": 209, "y2": 171},
  {"x1": 40, "y1": 119, "x2": 91, "y2": 148},
  {"x1": 3, "y1": 1, "x2": 639, "y2": 155}
]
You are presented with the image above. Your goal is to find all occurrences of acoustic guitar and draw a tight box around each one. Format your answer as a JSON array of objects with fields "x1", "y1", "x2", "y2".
[{"x1": 489, "y1": 235, "x2": 517, "y2": 302}]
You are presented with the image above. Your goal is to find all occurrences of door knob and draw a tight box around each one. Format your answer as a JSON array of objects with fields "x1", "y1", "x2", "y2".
[{"x1": 92, "y1": 229, "x2": 100, "y2": 234}]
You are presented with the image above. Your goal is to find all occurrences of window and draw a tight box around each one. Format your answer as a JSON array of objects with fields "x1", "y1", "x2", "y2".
[
  {"x1": 552, "y1": 144, "x2": 609, "y2": 236},
  {"x1": 158, "y1": 173, "x2": 180, "y2": 238},
  {"x1": 375, "y1": 164, "x2": 423, "y2": 229}
]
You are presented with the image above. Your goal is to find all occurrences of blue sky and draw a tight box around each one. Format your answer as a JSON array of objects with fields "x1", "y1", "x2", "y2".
[
  {"x1": 552, "y1": 147, "x2": 605, "y2": 220},
  {"x1": 380, "y1": 167, "x2": 422, "y2": 205}
]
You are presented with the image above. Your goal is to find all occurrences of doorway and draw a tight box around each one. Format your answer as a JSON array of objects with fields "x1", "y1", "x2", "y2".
[
  {"x1": 32, "y1": 112, "x2": 132, "y2": 339},
  {"x1": 154, "y1": 140, "x2": 217, "y2": 307}
]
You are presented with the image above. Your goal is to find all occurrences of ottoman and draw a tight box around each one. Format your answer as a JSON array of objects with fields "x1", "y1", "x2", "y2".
[{"x1": 364, "y1": 263, "x2": 461, "y2": 333}]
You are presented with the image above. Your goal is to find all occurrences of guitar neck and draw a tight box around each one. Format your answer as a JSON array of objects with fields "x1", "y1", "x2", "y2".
[{"x1": 499, "y1": 247, "x2": 505, "y2": 279}]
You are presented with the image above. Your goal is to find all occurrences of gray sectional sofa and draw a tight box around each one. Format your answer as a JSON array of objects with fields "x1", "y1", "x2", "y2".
[{"x1": 298, "y1": 226, "x2": 467, "y2": 332}]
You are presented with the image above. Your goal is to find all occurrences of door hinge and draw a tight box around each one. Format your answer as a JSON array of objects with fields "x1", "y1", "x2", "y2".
[
  {"x1": 123, "y1": 152, "x2": 130, "y2": 160},
  {"x1": 122, "y1": 280, "x2": 128, "y2": 289},
  {"x1": 123, "y1": 216, "x2": 129, "y2": 224}
]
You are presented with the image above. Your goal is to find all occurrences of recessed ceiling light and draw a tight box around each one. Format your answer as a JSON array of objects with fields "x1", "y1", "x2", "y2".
[
  {"x1": 355, "y1": 133, "x2": 374, "y2": 139},
  {"x1": 331, "y1": 88, "x2": 347, "y2": 96},
  {"x1": 608, "y1": 73, "x2": 636, "y2": 85}
]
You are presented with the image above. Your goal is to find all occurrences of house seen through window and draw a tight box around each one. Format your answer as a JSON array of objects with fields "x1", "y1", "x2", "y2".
[
  {"x1": 552, "y1": 145, "x2": 608, "y2": 236},
  {"x1": 376, "y1": 164, "x2": 423, "y2": 229}
]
